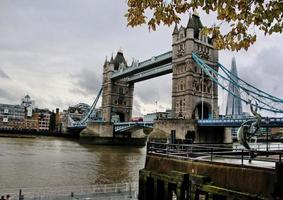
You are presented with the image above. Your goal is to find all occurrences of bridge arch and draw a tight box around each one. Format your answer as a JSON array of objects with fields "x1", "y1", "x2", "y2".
[{"x1": 192, "y1": 101, "x2": 212, "y2": 119}]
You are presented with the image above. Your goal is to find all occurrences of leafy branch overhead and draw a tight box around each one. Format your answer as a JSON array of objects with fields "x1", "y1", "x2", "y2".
[{"x1": 125, "y1": 0, "x2": 283, "y2": 51}]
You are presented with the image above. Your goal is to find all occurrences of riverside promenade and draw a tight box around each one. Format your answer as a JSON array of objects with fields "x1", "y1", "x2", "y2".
[{"x1": 0, "y1": 182, "x2": 138, "y2": 200}]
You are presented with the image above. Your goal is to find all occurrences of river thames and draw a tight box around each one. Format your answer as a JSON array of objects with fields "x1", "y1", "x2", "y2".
[{"x1": 0, "y1": 136, "x2": 146, "y2": 189}]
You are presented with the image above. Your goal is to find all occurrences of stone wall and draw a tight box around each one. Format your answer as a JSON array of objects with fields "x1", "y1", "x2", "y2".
[
  {"x1": 80, "y1": 122, "x2": 113, "y2": 138},
  {"x1": 149, "y1": 119, "x2": 196, "y2": 141},
  {"x1": 139, "y1": 154, "x2": 281, "y2": 199},
  {"x1": 149, "y1": 119, "x2": 231, "y2": 144}
]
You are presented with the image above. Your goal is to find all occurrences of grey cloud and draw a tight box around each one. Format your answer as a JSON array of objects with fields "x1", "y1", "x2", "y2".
[
  {"x1": 132, "y1": 98, "x2": 142, "y2": 117},
  {"x1": 0, "y1": 68, "x2": 9, "y2": 79},
  {"x1": 134, "y1": 74, "x2": 172, "y2": 105},
  {"x1": 0, "y1": 88, "x2": 18, "y2": 102},
  {"x1": 239, "y1": 47, "x2": 283, "y2": 99},
  {"x1": 69, "y1": 68, "x2": 102, "y2": 97}
]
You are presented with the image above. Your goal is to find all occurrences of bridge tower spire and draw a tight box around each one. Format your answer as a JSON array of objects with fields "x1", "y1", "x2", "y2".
[
  {"x1": 101, "y1": 50, "x2": 134, "y2": 122},
  {"x1": 171, "y1": 14, "x2": 219, "y2": 119}
]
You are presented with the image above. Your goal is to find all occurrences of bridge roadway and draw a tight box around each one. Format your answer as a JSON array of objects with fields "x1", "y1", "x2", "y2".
[
  {"x1": 111, "y1": 51, "x2": 172, "y2": 83},
  {"x1": 114, "y1": 121, "x2": 154, "y2": 132},
  {"x1": 114, "y1": 117, "x2": 283, "y2": 132},
  {"x1": 68, "y1": 118, "x2": 283, "y2": 133}
]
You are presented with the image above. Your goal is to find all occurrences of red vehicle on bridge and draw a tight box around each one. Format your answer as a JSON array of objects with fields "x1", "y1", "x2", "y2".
[{"x1": 130, "y1": 117, "x2": 143, "y2": 122}]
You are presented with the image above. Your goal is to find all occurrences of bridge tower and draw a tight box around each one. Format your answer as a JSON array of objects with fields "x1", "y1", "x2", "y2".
[
  {"x1": 101, "y1": 50, "x2": 134, "y2": 122},
  {"x1": 171, "y1": 14, "x2": 219, "y2": 119}
]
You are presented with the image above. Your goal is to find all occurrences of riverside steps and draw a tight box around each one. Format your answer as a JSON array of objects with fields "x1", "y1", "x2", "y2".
[{"x1": 138, "y1": 142, "x2": 283, "y2": 200}]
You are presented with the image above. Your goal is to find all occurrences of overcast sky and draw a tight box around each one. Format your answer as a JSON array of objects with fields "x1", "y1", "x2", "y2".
[{"x1": 0, "y1": 0, "x2": 283, "y2": 116}]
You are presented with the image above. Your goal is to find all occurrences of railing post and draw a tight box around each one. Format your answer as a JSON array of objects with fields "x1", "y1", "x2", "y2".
[
  {"x1": 241, "y1": 149, "x2": 244, "y2": 166},
  {"x1": 166, "y1": 143, "x2": 169, "y2": 155},
  {"x1": 210, "y1": 148, "x2": 213, "y2": 162},
  {"x1": 19, "y1": 189, "x2": 22, "y2": 200},
  {"x1": 280, "y1": 153, "x2": 282, "y2": 163}
]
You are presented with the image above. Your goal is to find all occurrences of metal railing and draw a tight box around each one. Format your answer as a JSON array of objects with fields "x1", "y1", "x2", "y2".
[
  {"x1": 0, "y1": 182, "x2": 138, "y2": 200},
  {"x1": 197, "y1": 117, "x2": 283, "y2": 127},
  {"x1": 147, "y1": 142, "x2": 283, "y2": 167}
]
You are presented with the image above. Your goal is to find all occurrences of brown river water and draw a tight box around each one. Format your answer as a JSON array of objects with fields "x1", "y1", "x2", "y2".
[{"x1": 0, "y1": 136, "x2": 146, "y2": 189}]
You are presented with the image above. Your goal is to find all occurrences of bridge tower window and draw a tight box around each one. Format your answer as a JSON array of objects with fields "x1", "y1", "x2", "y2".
[{"x1": 119, "y1": 87, "x2": 124, "y2": 94}]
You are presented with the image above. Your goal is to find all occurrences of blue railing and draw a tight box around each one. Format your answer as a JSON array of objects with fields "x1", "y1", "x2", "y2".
[
  {"x1": 197, "y1": 117, "x2": 283, "y2": 127},
  {"x1": 114, "y1": 121, "x2": 153, "y2": 132}
]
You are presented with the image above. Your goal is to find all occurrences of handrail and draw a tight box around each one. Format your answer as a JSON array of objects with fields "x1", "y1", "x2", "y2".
[
  {"x1": 0, "y1": 182, "x2": 138, "y2": 199},
  {"x1": 147, "y1": 141, "x2": 283, "y2": 167}
]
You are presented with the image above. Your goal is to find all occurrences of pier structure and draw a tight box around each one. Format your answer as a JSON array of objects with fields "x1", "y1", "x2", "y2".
[{"x1": 138, "y1": 142, "x2": 283, "y2": 199}]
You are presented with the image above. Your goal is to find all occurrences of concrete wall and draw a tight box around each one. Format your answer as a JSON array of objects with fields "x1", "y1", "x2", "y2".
[
  {"x1": 149, "y1": 119, "x2": 232, "y2": 144},
  {"x1": 149, "y1": 119, "x2": 196, "y2": 141},
  {"x1": 80, "y1": 122, "x2": 147, "y2": 146},
  {"x1": 143, "y1": 154, "x2": 279, "y2": 199},
  {"x1": 131, "y1": 129, "x2": 147, "y2": 139},
  {"x1": 80, "y1": 122, "x2": 113, "y2": 138}
]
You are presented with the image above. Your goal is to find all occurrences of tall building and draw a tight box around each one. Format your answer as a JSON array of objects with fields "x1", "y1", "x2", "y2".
[
  {"x1": 33, "y1": 108, "x2": 51, "y2": 131},
  {"x1": 0, "y1": 104, "x2": 25, "y2": 129},
  {"x1": 225, "y1": 57, "x2": 243, "y2": 118}
]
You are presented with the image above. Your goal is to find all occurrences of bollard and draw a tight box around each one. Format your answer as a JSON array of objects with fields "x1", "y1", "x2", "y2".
[
  {"x1": 275, "y1": 162, "x2": 283, "y2": 198},
  {"x1": 19, "y1": 189, "x2": 23, "y2": 200}
]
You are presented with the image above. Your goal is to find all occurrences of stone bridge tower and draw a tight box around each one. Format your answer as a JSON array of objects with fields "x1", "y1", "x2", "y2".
[
  {"x1": 101, "y1": 50, "x2": 134, "y2": 122},
  {"x1": 172, "y1": 14, "x2": 219, "y2": 119}
]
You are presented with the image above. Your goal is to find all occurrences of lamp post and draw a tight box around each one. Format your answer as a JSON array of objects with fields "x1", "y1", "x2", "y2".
[
  {"x1": 266, "y1": 117, "x2": 269, "y2": 152},
  {"x1": 155, "y1": 100, "x2": 158, "y2": 119}
]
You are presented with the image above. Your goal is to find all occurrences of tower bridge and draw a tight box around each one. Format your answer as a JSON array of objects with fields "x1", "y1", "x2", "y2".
[
  {"x1": 101, "y1": 14, "x2": 218, "y2": 124},
  {"x1": 70, "y1": 14, "x2": 283, "y2": 146}
]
